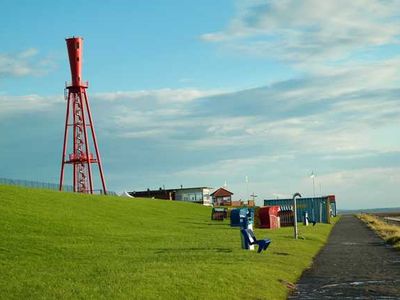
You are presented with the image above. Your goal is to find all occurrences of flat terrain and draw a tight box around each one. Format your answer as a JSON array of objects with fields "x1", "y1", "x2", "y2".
[
  {"x1": 0, "y1": 185, "x2": 336, "y2": 299},
  {"x1": 290, "y1": 215, "x2": 400, "y2": 299}
]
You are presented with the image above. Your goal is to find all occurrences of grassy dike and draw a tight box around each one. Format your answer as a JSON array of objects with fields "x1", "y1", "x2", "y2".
[
  {"x1": 0, "y1": 185, "x2": 338, "y2": 299},
  {"x1": 358, "y1": 214, "x2": 400, "y2": 250}
]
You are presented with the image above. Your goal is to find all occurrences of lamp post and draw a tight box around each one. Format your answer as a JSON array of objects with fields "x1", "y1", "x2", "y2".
[
  {"x1": 310, "y1": 171, "x2": 315, "y2": 221},
  {"x1": 293, "y1": 192, "x2": 302, "y2": 239},
  {"x1": 311, "y1": 171, "x2": 315, "y2": 197},
  {"x1": 250, "y1": 192, "x2": 257, "y2": 203},
  {"x1": 245, "y1": 176, "x2": 249, "y2": 202}
]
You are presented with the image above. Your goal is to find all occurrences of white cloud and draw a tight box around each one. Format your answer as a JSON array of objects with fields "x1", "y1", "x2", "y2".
[
  {"x1": 318, "y1": 167, "x2": 400, "y2": 186},
  {"x1": 302, "y1": 167, "x2": 400, "y2": 208},
  {"x1": 86, "y1": 65, "x2": 400, "y2": 158},
  {"x1": 2, "y1": 77, "x2": 399, "y2": 208},
  {"x1": 0, "y1": 48, "x2": 52, "y2": 77},
  {"x1": 18, "y1": 48, "x2": 38, "y2": 59},
  {"x1": 202, "y1": 0, "x2": 400, "y2": 63},
  {"x1": 3, "y1": 64, "x2": 399, "y2": 159},
  {"x1": 91, "y1": 88, "x2": 224, "y2": 140},
  {"x1": 93, "y1": 88, "x2": 221, "y2": 103},
  {"x1": 0, "y1": 94, "x2": 63, "y2": 116},
  {"x1": 118, "y1": 128, "x2": 167, "y2": 139},
  {"x1": 174, "y1": 154, "x2": 296, "y2": 178}
]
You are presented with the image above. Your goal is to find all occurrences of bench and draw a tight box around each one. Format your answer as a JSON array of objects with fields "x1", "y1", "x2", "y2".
[{"x1": 240, "y1": 228, "x2": 271, "y2": 253}]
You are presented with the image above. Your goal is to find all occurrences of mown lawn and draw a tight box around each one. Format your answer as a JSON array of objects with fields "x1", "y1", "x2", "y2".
[{"x1": 0, "y1": 185, "x2": 338, "y2": 299}]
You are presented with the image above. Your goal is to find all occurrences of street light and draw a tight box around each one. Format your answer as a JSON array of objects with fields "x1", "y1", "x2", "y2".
[
  {"x1": 310, "y1": 171, "x2": 315, "y2": 197},
  {"x1": 293, "y1": 192, "x2": 302, "y2": 239},
  {"x1": 310, "y1": 171, "x2": 315, "y2": 221},
  {"x1": 250, "y1": 192, "x2": 258, "y2": 203},
  {"x1": 245, "y1": 176, "x2": 249, "y2": 201}
]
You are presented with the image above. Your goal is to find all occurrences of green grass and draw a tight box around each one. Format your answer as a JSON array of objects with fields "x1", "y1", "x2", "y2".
[{"x1": 0, "y1": 185, "x2": 338, "y2": 299}]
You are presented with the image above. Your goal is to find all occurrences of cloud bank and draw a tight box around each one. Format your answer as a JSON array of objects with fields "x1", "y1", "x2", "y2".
[
  {"x1": 202, "y1": 0, "x2": 400, "y2": 64},
  {"x1": 1, "y1": 67, "x2": 399, "y2": 208}
]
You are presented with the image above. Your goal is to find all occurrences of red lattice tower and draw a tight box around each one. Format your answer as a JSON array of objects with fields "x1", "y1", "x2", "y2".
[{"x1": 59, "y1": 37, "x2": 107, "y2": 194}]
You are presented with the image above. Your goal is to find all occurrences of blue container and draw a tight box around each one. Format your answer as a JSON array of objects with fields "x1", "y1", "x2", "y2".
[
  {"x1": 230, "y1": 208, "x2": 254, "y2": 227},
  {"x1": 230, "y1": 208, "x2": 242, "y2": 227},
  {"x1": 264, "y1": 196, "x2": 334, "y2": 224}
]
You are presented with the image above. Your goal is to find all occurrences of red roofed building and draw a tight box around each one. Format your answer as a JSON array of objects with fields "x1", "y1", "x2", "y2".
[{"x1": 210, "y1": 187, "x2": 233, "y2": 206}]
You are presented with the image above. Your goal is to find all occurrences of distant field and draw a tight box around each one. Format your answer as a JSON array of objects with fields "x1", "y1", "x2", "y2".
[{"x1": 0, "y1": 185, "x2": 338, "y2": 299}]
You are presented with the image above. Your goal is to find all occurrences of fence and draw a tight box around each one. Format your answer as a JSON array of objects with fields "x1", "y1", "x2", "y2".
[{"x1": 0, "y1": 177, "x2": 117, "y2": 196}]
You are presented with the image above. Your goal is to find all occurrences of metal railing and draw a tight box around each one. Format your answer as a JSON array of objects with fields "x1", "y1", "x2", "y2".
[
  {"x1": 0, "y1": 177, "x2": 117, "y2": 196},
  {"x1": 0, "y1": 177, "x2": 72, "y2": 191}
]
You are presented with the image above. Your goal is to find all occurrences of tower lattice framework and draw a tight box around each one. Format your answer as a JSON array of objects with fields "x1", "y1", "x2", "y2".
[{"x1": 59, "y1": 37, "x2": 107, "y2": 194}]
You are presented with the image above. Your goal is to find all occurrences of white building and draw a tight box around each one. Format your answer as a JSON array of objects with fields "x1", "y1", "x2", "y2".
[
  {"x1": 129, "y1": 186, "x2": 213, "y2": 206},
  {"x1": 175, "y1": 187, "x2": 212, "y2": 206}
]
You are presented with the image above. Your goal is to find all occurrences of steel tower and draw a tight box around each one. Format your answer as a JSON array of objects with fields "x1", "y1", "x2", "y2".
[{"x1": 59, "y1": 37, "x2": 107, "y2": 194}]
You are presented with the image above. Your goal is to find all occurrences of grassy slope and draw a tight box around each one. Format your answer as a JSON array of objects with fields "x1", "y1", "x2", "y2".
[
  {"x1": 0, "y1": 185, "x2": 337, "y2": 299},
  {"x1": 358, "y1": 214, "x2": 400, "y2": 250}
]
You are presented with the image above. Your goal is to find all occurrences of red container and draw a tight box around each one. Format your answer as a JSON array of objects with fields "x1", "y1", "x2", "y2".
[{"x1": 258, "y1": 206, "x2": 281, "y2": 229}]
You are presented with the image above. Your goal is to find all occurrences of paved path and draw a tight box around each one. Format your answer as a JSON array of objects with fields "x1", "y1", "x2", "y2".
[{"x1": 289, "y1": 215, "x2": 400, "y2": 299}]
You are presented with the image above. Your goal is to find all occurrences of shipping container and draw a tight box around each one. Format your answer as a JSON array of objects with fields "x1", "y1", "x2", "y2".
[{"x1": 264, "y1": 195, "x2": 337, "y2": 224}]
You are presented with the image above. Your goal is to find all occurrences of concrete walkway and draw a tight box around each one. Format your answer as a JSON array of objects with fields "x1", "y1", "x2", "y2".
[{"x1": 289, "y1": 215, "x2": 400, "y2": 299}]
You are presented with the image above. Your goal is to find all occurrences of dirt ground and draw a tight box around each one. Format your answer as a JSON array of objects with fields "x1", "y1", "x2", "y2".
[{"x1": 289, "y1": 215, "x2": 400, "y2": 299}]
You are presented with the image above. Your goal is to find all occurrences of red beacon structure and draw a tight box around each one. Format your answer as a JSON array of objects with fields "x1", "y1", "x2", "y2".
[{"x1": 59, "y1": 37, "x2": 107, "y2": 194}]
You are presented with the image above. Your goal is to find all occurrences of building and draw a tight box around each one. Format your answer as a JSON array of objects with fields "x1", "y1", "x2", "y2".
[
  {"x1": 128, "y1": 187, "x2": 212, "y2": 206},
  {"x1": 264, "y1": 195, "x2": 337, "y2": 224},
  {"x1": 129, "y1": 188, "x2": 175, "y2": 200},
  {"x1": 175, "y1": 187, "x2": 212, "y2": 205},
  {"x1": 210, "y1": 187, "x2": 233, "y2": 206}
]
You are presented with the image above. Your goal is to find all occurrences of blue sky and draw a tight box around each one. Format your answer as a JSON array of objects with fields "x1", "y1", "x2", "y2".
[{"x1": 1, "y1": 0, "x2": 400, "y2": 209}]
